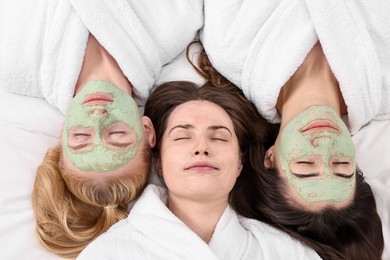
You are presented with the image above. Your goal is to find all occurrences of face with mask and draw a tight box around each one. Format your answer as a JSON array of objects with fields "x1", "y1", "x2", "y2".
[
  {"x1": 265, "y1": 106, "x2": 356, "y2": 209},
  {"x1": 62, "y1": 80, "x2": 144, "y2": 172}
]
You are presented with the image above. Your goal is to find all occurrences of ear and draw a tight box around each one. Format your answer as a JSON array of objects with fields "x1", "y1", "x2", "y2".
[
  {"x1": 155, "y1": 157, "x2": 163, "y2": 176},
  {"x1": 142, "y1": 116, "x2": 156, "y2": 148},
  {"x1": 264, "y1": 146, "x2": 276, "y2": 169}
]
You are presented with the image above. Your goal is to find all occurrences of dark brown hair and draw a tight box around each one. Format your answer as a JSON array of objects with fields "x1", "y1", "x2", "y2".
[{"x1": 244, "y1": 153, "x2": 384, "y2": 260}]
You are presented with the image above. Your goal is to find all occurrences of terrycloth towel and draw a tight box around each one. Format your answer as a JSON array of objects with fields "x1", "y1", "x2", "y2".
[
  {"x1": 78, "y1": 184, "x2": 320, "y2": 259},
  {"x1": 0, "y1": 0, "x2": 203, "y2": 114},
  {"x1": 0, "y1": 0, "x2": 88, "y2": 114},
  {"x1": 68, "y1": 0, "x2": 203, "y2": 108},
  {"x1": 201, "y1": 0, "x2": 390, "y2": 134}
]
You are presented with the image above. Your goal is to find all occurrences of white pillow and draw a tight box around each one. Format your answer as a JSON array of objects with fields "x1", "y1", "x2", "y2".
[
  {"x1": 353, "y1": 119, "x2": 390, "y2": 259},
  {"x1": 0, "y1": 92, "x2": 65, "y2": 259}
]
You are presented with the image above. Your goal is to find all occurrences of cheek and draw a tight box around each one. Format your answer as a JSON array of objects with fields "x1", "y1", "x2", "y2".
[
  {"x1": 159, "y1": 157, "x2": 182, "y2": 191},
  {"x1": 280, "y1": 134, "x2": 311, "y2": 157},
  {"x1": 231, "y1": 147, "x2": 242, "y2": 167},
  {"x1": 159, "y1": 146, "x2": 181, "y2": 177},
  {"x1": 221, "y1": 148, "x2": 242, "y2": 176}
]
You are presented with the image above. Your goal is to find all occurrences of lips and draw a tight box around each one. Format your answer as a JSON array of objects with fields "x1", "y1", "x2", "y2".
[
  {"x1": 301, "y1": 120, "x2": 339, "y2": 133},
  {"x1": 185, "y1": 161, "x2": 219, "y2": 172},
  {"x1": 83, "y1": 93, "x2": 113, "y2": 105}
]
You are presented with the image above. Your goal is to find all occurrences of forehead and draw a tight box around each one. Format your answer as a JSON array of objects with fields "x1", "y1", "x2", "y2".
[
  {"x1": 285, "y1": 181, "x2": 355, "y2": 211},
  {"x1": 167, "y1": 100, "x2": 234, "y2": 128}
]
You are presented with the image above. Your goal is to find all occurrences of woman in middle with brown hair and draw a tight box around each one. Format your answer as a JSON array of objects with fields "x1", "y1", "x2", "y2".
[{"x1": 78, "y1": 80, "x2": 319, "y2": 259}]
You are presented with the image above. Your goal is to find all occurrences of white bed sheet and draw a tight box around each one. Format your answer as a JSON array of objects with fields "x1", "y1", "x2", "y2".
[{"x1": 0, "y1": 50, "x2": 388, "y2": 259}]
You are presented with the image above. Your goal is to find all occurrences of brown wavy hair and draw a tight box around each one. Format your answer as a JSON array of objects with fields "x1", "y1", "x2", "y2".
[
  {"x1": 32, "y1": 143, "x2": 151, "y2": 258},
  {"x1": 191, "y1": 41, "x2": 384, "y2": 260}
]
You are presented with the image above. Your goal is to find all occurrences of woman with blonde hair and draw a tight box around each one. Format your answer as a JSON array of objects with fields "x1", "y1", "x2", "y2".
[
  {"x1": 31, "y1": 34, "x2": 156, "y2": 258},
  {"x1": 0, "y1": 0, "x2": 204, "y2": 257}
]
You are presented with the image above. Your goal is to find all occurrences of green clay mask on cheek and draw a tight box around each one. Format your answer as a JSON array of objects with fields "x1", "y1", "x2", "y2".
[
  {"x1": 63, "y1": 80, "x2": 144, "y2": 172},
  {"x1": 277, "y1": 106, "x2": 356, "y2": 202}
]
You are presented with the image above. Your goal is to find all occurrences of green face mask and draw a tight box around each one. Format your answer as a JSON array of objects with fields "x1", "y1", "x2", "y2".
[
  {"x1": 62, "y1": 80, "x2": 144, "y2": 172},
  {"x1": 277, "y1": 106, "x2": 356, "y2": 203}
]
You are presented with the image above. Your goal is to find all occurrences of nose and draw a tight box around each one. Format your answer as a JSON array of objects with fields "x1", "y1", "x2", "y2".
[
  {"x1": 90, "y1": 109, "x2": 108, "y2": 116},
  {"x1": 311, "y1": 136, "x2": 334, "y2": 147},
  {"x1": 193, "y1": 138, "x2": 210, "y2": 156},
  {"x1": 194, "y1": 150, "x2": 209, "y2": 156}
]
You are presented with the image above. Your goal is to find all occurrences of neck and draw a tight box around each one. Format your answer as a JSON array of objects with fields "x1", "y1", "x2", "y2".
[
  {"x1": 167, "y1": 194, "x2": 228, "y2": 243},
  {"x1": 74, "y1": 34, "x2": 132, "y2": 95},
  {"x1": 276, "y1": 42, "x2": 347, "y2": 129}
]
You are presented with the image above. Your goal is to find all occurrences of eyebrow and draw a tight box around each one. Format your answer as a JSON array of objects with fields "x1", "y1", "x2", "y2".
[
  {"x1": 292, "y1": 172, "x2": 355, "y2": 179},
  {"x1": 68, "y1": 143, "x2": 90, "y2": 150},
  {"x1": 208, "y1": 125, "x2": 232, "y2": 135},
  {"x1": 69, "y1": 141, "x2": 133, "y2": 152},
  {"x1": 108, "y1": 141, "x2": 133, "y2": 148},
  {"x1": 292, "y1": 172, "x2": 319, "y2": 178},
  {"x1": 334, "y1": 172, "x2": 355, "y2": 179},
  {"x1": 168, "y1": 124, "x2": 193, "y2": 135},
  {"x1": 168, "y1": 124, "x2": 232, "y2": 135}
]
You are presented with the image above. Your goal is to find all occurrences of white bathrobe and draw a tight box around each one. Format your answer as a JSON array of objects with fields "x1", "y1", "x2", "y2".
[
  {"x1": 0, "y1": 0, "x2": 203, "y2": 114},
  {"x1": 201, "y1": 0, "x2": 390, "y2": 134},
  {"x1": 78, "y1": 185, "x2": 320, "y2": 260}
]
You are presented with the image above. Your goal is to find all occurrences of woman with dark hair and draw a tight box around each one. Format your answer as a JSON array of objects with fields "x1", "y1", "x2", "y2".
[
  {"x1": 78, "y1": 81, "x2": 320, "y2": 259},
  {"x1": 249, "y1": 44, "x2": 383, "y2": 260},
  {"x1": 195, "y1": 42, "x2": 384, "y2": 259}
]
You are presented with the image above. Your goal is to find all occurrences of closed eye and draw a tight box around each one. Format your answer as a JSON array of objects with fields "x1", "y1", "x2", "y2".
[
  {"x1": 333, "y1": 162, "x2": 350, "y2": 165},
  {"x1": 74, "y1": 133, "x2": 91, "y2": 137},
  {"x1": 297, "y1": 161, "x2": 314, "y2": 165},
  {"x1": 174, "y1": 137, "x2": 191, "y2": 141},
  {"x1": 109, "y1": 131, "x2": 126, "y2": 135},
  {"x1": 211, "y1": 138, "x2": 227, "y2": 142}
]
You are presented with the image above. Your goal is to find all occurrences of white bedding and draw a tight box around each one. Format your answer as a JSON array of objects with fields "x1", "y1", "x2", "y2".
[{"x1": 0, "y1": 50, "x2": 388, "y2": 259}]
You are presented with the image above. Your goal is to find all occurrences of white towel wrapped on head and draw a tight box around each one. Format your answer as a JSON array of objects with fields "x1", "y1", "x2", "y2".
[
  {"x1": 201, "y1": 0, "x2": 390, "y2": 134},
  {"x1": 0, "y1": 0, "x2": 203, "y2": 114}
]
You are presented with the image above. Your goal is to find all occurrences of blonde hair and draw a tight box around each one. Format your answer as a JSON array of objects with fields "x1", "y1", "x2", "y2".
[{"x1": 32, "y1": 145, "x2": 151, "y2": 258}]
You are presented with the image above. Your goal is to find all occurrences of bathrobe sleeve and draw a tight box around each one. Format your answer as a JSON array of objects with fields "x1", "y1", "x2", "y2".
[
  {"x1": 201, "y1": 0, "x2": 390, "y2": 134},
  {"x1": 0, "y1": 0, "x2": 203, "y2": 114}
]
